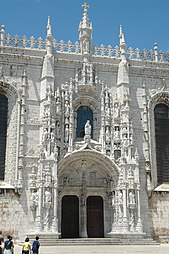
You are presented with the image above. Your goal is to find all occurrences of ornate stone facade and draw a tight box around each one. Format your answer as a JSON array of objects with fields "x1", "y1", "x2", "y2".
[{"x1": 0, "y1": 2, "x2": 169, "y2": 242}]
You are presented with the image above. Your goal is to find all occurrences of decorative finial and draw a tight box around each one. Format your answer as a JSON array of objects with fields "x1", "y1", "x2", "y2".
[
  {"x1": 119, "y1": 24, "x2": 126, "y2": 60},
  {"x1": 46, "y1": 16, "x2": 53, "y2": 55},
  {"x1": 154, "y1": 42, "x2": 158, "y2": 62},
  {"x1": 119, "y1": 24, "x2": 123, "y2": 45},
  {"x1": 1, "y1": 25, "x2": 5, "y2": 47},
  {"x1": 22, "y1": 68, "x2": 27, "y2": 77},
  {"x1": 47, "y1": 16, "x2": 52, "y2": 37}
]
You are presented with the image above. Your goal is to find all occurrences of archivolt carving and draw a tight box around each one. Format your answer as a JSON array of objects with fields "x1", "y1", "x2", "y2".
[
  {"x1": 149, "y1": 91, "x2": 169, "y2": 111},
  {"x1": 58, "y1": 150, "x2": 119, "y2": 184},
  {"x1": 73, "y1": 95, "x2": 99, "y2": 112},
  {"x1": 59, "y1": 158, "x2": 112, "y2": 188}
]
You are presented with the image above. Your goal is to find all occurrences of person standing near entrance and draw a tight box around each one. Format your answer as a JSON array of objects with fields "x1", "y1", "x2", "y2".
[
  {"x1": 22, "y1": 237, "x2": 31, "y2": 254},
  {"x1": 0, "y1": 231, "x2": 4, "y2": 254},
  {"x1": 31, "y1": 236, "x2": 40, "y2": 254},
  {"x1": 4, "y1": 235, "x2": 14, "y2": 254}
]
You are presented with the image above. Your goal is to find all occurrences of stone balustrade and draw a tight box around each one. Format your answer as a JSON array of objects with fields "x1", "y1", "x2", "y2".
[{"x1": 0, "y1": 32, "x2": 169, "y2": 62}]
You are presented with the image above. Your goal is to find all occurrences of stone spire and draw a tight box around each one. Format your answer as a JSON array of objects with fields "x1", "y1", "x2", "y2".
[
  {"x1": 119, "y1": 25, "x2": 127, "y2": 61},
  {"x1": 117, "y1": 25, "x2": 129, "y2": 102},
  {"x1": 46, "y1": 16, "x2": 53, "y2": 55},
  {"x1": 41, "y1": 17, "x2": 54, "y2": 83},
  {"x1": 47, "y1": 16, "x2": 52, "y2": 37},
  {"x1": 79, "y1": 2, "x2": 92, "y2": 60}
]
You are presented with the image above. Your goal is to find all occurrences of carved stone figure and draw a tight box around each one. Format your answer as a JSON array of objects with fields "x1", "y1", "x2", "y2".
[
  {"x1": 129, "y1": 191, "x2": 135, "y2": 205},
  {"x1": 119, "y1": 191, "x2": 123, "y2": 204},
  {"x1": 85, "y1": 120, "x2": 91, "y2": 135},
  {"x1": 44, "y1": 187, "x2": 52, "y2": 208},
  {"x1": 30, "y1": 192, "x2": 38, "y2": 210}
]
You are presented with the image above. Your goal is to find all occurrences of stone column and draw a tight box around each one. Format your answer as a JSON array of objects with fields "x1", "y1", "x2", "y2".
[
  {"x1": 51, "y1": 180, "x2": 59, "y2": 234},
  {"x1": 122, "y1": 187, "x2": 128, "y2": 231},
  {"x1": 35, "y1": 163, "x2": 43, "y2": 231},
  {"x1": 35, "y1": 184, "x2": 43, "y2": 231},
  {"x1": 80, "y1": 193, "x2": 87, "y2": 237},
  {"x1": 136, "y1": 187, "x2": 143, "y2": 232}
]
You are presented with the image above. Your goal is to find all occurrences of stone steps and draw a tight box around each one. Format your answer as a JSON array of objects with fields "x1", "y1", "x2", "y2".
[{"x1": 26, "y1": 236, "x2": 159, "y2": 246}]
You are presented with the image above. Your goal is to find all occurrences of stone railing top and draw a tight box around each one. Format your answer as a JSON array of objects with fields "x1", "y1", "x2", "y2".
[{"x1": 0, "y1": 33, "x2": 169, "y2": 63}]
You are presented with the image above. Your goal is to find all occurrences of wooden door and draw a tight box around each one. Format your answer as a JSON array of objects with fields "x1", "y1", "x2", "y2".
[
  {"x1": 61, "y1": 195, "x2": 79, "y2": 238},
  {"x1": 87, "y1": 196, "x2": 104, "y2": 238}
]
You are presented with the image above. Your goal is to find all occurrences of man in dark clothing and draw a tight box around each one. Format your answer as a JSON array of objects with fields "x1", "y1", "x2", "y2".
[
  {"x1": 32, "y1": 236, "x2": 40, "y2": 254},
  {"x1": 0, "y1": 231, "x2": 4, "y2": 254}
]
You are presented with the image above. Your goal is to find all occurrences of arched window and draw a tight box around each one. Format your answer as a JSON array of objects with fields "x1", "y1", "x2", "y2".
[
  {"x1": 154, "y1": 103, "x2": 169, "y2": 184},
  {"x1": 76, "y1": 106, "x2": 93, "y2": 138},
  {"x1": 0, "y1": 94, "x2": 8, "y2": 180}
]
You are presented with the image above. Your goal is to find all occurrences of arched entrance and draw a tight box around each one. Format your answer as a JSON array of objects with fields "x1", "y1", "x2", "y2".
[
  {"x1": 61, "y1": 195, "x2": 79, "y2": 238},
  {"x1": 87, "y1": 196, "x2": 104, "y2": 238}
]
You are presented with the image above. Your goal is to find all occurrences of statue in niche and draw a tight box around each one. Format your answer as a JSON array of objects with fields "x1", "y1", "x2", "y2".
[
  {"x1": 50, "y1": 129, "x2": 55, "y2": 142},
  {"x1": 65, "y1": 125, "x2": 69, "y2": 142},
  {"x1": 56, "y1": 97, "x2": 61, "y2": 113},
  {"x1": 30, "y1": 192, "x2": 38, "y2": 209},
  {"x1": 42, "y1": 128, "x2": 48, "y2": 143},
  {"x1": 112, "y1": 191, "x2": 115, "y2": 207},
  {"x1": 45, "y1": 187, "x2": 52, "y2": 207},
  {"x1": 129, "y1": 191, "x2": 135, "y2": 204},
  {"x1": 65, "y1": 100, "x2": 70, "y2": 116},
  {"x1": 105, "y1": 126, "x2": 111, "y2": 144},
  {"x1": 83, "y1": 37, "x2": 90, "y2": 54},
  {"x1": 118, "y1": 191, "x2": 123, "y2": 205},
  {"x1": 44, "y1": 187, "x2": 52, "y2": 230},
  {"x1": 114, "y1": 126, "x2": 120, "y2": 140},
  {"x1": 56, "y1": 121, "x2": 61, "y2": 139},
  {"x1": 85, "y1": 120, "x2": 91, "y2": 135},
  {"x1": 114, "y1": 102, "x2": 120, "y2": 118}
]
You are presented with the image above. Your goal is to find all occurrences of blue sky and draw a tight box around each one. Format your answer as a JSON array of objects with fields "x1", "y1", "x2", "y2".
[{"x1": 1, "y1": 0, "x2": 169, "y2": 52}]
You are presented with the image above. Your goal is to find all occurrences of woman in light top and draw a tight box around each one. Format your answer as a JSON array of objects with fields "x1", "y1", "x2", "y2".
[{"x1": 22, "y1": 237, "x2": 31, "y2": 254}]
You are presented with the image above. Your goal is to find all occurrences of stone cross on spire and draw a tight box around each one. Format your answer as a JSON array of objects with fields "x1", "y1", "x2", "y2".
[{"x1": 82, "y1": 2, "x2": 89, "y2": 13}]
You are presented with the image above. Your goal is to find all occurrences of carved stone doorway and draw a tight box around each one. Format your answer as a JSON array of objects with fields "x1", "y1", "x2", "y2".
[
  {"x1": 61, "y1": 195, "x2": 79, "y2": 238},
  {"x1": 87, "y1": 196, "x2": 104, "y2": 238}
]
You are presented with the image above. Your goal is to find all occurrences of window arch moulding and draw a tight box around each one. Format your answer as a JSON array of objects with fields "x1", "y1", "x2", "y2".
[{"x1": 0, "y1": 80, "x2": 20, "y2": 190}]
